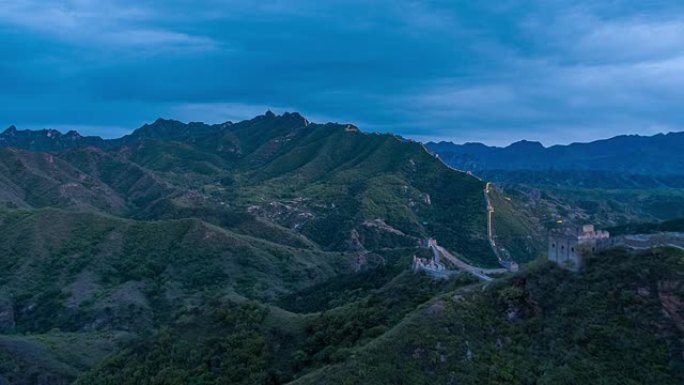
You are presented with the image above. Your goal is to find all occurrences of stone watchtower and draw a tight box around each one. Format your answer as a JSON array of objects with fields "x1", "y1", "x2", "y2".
[
  {"x1": 548, "y1": 224, "x2": 610, "y2": 271},
  {"x1": 548, "y1": 233, "x2": 581, "y2": 271}
]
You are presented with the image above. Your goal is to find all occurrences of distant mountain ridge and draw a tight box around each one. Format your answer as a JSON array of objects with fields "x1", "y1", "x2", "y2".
[
  {"x1": 0, "y1": 111, "x2": 311, "y2": 151},
  {"x1": 427, "y1": 131, "x2": 684, "y2": 177},
  {"x1": 428, "y1": 131, "x2": 684, "y2": 229},
  {"x1": 1, "y1": 117, "x2": 233, "y2": 152},
  {"x1": 0, "y1": 125, "x2": 107, "y2": 152}
]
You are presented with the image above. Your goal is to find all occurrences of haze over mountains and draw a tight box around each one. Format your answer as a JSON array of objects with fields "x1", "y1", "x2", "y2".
[
  {"x1": 428, "y1": 132, "x2": 684, "y2": 175},
  {"x1": 428, "y1": 132, "x2": 684, "y2": 189},
  {"x1": 7, "y1": 119, "x2": 683, "y2": 178}
]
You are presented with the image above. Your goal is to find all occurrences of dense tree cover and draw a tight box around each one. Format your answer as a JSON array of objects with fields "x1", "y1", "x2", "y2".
[
  {"x1": 295, "y1": 273, "x2": 474, "y2": 371},
  {"x1": 61, "y1": 248, "x2": 684, "y2": 385},
  {"x1": 277, "y1": 264, "x2": 402, "y2": 314},
  {"x1": 2, "y1": 224, "x2": 682, "y2": 385},
  {"x1": 75, "y1": 301, "x2": 275, "y2": 385},
  {"x1": 72, "y1": 272, "x2": 474, "y2": 384},
  {"x1": 293, "y1": 247, "x2": 684, "y2": 385},
  {"x1": 608, "y1": 217, "x2": 684, "y2": 235}
]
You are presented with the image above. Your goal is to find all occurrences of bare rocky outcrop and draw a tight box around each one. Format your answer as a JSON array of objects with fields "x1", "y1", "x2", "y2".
[
  {"x1": 362, "y1": 218, "x2": 406, "y2": 236},
  {"x1": 426, "y1": 300, "x2": 445, "y2": 316},
  {"x1": 347, "y1": 229, "x2": 366, "y2": 253},
  {"x1": 658, "y1": 280, "x2": 684, "y2": 333},
  {"x1": 247, "y1": 199, "x2": 315, "y2": 229},
  {"x1": 66, "y1": 271, "x2": 99, "y2": 309}
]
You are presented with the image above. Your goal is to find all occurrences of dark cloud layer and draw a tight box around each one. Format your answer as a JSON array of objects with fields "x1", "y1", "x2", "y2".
[{"x1": 1, "y1": 0, "x2": 683, "y2": 144}]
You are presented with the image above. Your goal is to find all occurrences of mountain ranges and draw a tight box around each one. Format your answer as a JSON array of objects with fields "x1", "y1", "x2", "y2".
[{"x1": 0, "y1": 113, "x2": 680, "y2": 384}]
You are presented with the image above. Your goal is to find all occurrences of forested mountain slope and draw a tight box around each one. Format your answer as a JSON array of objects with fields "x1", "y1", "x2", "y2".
[
  {"x1": 0, "y1": 112, "x2": 541, "y2": 384},
  {"x1": 291, "y1": 247, "x2": 684, "y2": 385}
]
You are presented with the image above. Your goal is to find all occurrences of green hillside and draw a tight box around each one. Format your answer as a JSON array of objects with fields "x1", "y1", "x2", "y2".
[
  {"x1": 0, "y1": 113, "x2": 536, "y2": 384},
  {"x1": 608, "y1": 217, "x2": 684, "y2": 235},
  {"x1": 43, "y1": 247, "x2": 682, "y2": 385},
  {"x1": 291, "y1": 247, "x2": 684, "y2": 385},
  {"x1": 0, "y1": 113, "x2": 501, "y2": 262},
  {"x1": 0, "y1": 114, "x2": 681, "y2": 384}
]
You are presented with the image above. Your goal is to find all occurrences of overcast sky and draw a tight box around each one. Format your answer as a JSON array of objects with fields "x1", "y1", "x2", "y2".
[{"x1": 1, "y1": 0, "x2": 683, "y2": 145}]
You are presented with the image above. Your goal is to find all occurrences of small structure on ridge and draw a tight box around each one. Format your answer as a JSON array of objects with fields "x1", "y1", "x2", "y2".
[{"x1": 548, "y1": 224, "x2": 610, "y2": 271}]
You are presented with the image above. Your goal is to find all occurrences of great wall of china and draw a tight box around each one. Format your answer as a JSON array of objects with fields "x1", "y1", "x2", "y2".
[
  {"x1": 549, "y1": 225, "x2": 684, "y2": 270},
  {"x1": 413, "y1": 181, "x2": 516, "y2": 281}
]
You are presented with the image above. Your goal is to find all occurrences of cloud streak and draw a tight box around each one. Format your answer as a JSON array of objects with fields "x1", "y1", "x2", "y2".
[{"x1": 0, "y1": 0, "x2": 216, "y2": 52}]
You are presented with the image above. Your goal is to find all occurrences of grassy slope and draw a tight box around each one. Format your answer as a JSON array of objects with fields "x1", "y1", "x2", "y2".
[
  {"x1": 501, "y1": 184, "x2": 684, "y2": 231},
  {"x1": 0, "y1": 149, "x2": 127, "y2": 214},
  {"x1": 0, "y1": 207, "x2": 351, "y2": 384},
  {"x1": 489, "y1": 187, "x2": 545, "y2": 263},
  {"x1": 0, "y1": 331, "x2": 128, "y2": 385},
  {"x1": 0, "y1": 209, "x2": 351, "y2": 334},
  {"x1": 242, "y1": 126, "x2": 493, "y2": 263}
]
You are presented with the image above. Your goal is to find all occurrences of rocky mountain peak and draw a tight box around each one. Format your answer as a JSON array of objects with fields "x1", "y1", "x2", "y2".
[
  {"x1": 508, "y1": 140, "x2": 545, "y2": 150},
  {"x1": 3, "y1": 125, "x2": 17, "y2": 135}
]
